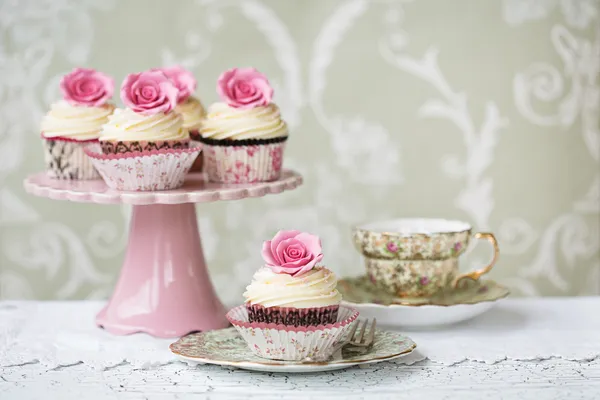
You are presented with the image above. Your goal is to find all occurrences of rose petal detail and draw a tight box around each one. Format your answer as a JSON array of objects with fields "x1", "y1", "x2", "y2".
[
  {"x1": 261, "y1": 230, "x2": 324, "y2": 276},
  {"x1": 261, "y1": 240, "x2": 279, "y2": 266},
  {"x1": 121, "y1": 71, "x2": 179, "y2": 116},
  {"x1": 282, "y1": 242, "x2": 307, "y2": 263},
  {"x1": 60, "y1": 68, "x2": 114, "y2": 107},
  {"x1": 268, "y1": 230, "x2": 301, "y2": 262},
  {"x1": 216, "y1": 67, "x2": 273, "y2": 109},
  {"x1": 151, "y1": 65, "x2": 197, "y2": 104},
  {"x1": 293, "y1": 232, "x2": 322, "y2": 257}
]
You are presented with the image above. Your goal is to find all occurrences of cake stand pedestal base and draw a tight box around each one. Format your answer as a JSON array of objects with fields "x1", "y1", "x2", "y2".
[
  {"x1": 24, "y1": 170, "x2": 303, "y2": 338},
  {"x1": 96, "y1": 203, "x2": 228, "y2": 338}
]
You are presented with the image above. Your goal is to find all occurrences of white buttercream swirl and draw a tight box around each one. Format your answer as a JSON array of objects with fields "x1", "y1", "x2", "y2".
[
  {"x1": 99, "y1": 108, "x2": 189, "y2": 142},
  {"x1": 176, "y1": 96, "x2": 205, "y2": 132},
  {"x1": 41, "y1": 101, "x2": 115, "y2": 141},
  {"x1": 200, "y1": 102, "x2": 288, "y2": 141},
  {"x1": 243, "y1": 266, "x2": 342, "y2": 308}
]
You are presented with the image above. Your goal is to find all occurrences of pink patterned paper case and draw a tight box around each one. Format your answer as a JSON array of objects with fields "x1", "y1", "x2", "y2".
[
  {"x1": 226, "y1": 305, "x2": 359, "y2": 361},
  {"x1": 245, "y1": 304, "x2": 339, "y2": 327},
  {"x1": 42, "y1": 136, "x2": 101, "y2": 180},
  {"x1": 100, "y1": 139, "x2": 190, "y2": 155},
  {"x1": 189, "y1": 133, "x2": 204, "y2": 172},
  {"x1": 199, "y1": 136, "x2": 287, "y2": 184},
  {"x1": 84, "y1": 142, "x2": 201, "y2": 191}
]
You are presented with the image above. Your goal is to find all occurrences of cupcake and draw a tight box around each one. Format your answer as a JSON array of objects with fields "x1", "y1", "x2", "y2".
[
  {"x1": 244, "y1": 230, "x2": 342, "y2": 326},
  {"x1": 154, "y1": 66, "x2": 206, "y2": 171},
  {"x1": 198, "y1": 67, "x2": 288, "y2": 183},
  {"x1": 99, "y1": 70, "x2": 190, "y2": 154},
  {"x1": 41, "y1": 68, "x2": 115, "y2": 180},
  {"x1": 85, "y1": 71, "x2": 201, "y2": 191},
  {"x1": 227, "y1": 230, "x2": 358, "y2": 361}
]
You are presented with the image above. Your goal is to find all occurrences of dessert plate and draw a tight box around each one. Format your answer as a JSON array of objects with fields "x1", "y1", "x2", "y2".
[
  {"x1": 170, "y1": 327, "x2": 416, "y2": 373},
  {"x1": 338, "y1": 276, "x2": 509, "y2": 329}
]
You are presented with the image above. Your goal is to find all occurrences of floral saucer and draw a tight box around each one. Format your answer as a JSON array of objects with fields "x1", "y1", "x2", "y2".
[
  {"x1": 170, "y1": 327, "x2": 416, "y2": 373},
  {"x1": 338, "y1": 276, "x2": 509, "y2": 329}
]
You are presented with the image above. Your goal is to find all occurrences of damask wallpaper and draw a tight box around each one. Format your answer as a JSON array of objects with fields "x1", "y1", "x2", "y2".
[{"x1": 0, "y1": 0, "x2": 598, "y2": 303}]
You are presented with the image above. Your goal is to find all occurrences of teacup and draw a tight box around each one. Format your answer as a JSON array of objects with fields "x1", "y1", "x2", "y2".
[{"x1": 352, "y1": 218, "x2": 499, "y2": 297}]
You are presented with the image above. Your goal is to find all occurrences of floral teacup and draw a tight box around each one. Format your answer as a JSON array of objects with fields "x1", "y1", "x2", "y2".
[{"x1": 352, "y1": 218, "x2": 499, "y2": 297}]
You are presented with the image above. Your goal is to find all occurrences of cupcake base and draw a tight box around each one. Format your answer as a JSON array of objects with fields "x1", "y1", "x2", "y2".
[
  {"x1": 199, "y1": 136, "x2": 287, "y2": 184},
  {"x1": 42, "y1": 136, "x2": 100, "y2": 180},
  {"x1": 100, "y1": 139, "x2": 190, "y2": 155},
  {"x1": 227, "y1": 305, "x2": 359, "y2": 361},
  {"x1": 84, "y1": 142, "x2": 201, "y2": 191},
  {"x1": 246, "y1": 304, "x2": 339, "y2": 327},
  {"x1": 189, "y1": 131, "x2": 203, "y2": 172}
]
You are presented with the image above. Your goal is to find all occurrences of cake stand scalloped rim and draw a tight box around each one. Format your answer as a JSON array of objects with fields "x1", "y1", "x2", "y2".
[{"x1": 23, "y1": 170, "x2": 303, "y2": 205}]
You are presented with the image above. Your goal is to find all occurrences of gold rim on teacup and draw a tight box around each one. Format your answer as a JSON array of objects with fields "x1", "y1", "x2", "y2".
[{"x1": 352, "y1": 218, "x2": 499, "y2": 297}]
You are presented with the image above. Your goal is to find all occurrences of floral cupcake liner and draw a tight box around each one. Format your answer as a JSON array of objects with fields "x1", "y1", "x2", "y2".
[
  {"x1": 198, "y1": 136, "x2": 287, "y2": 184},
  {"x1": 100, "y1": 139, "x2": 190, "y2": 155},
  {"x1": 188, "y1": 132, "x2": 204, "y2": 173},
  {"x1": 42, "y1": 136, "x2": 100, "y2": 180},
  {"x1": 227, "y1": 305, "x2": 359, "y2": 361},
  {"x1": 84, "y1": 142, "x2": 201, "y2": 191},
  {"x1": 246, "y1": 304, "x2": 339, "y2": 327}
]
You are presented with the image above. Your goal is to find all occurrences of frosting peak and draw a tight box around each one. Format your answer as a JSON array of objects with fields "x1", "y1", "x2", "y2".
[
  {"x1": 243, "y1": 267, "x2": 342, "y2": 308},
  {"x1": 41, "y1": 101, "x2": 115, "y2": 140},
  {"x1": 200, "y1": 102, "x2": 287, "y2": 141},
  {"x1": 99, "y1": 108, "x2": 188, "y2": 142},
  {"x1": 176, "y1": 96, "x2": 205, "y2": 133}
]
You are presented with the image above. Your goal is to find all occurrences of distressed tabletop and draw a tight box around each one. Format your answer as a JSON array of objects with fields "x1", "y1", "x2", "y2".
[{"x1": 1, "y1": 299, "x2": 600, "y2": 399}]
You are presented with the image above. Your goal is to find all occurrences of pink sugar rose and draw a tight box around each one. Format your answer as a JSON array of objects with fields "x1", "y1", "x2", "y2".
[
  {"x1": 121, "y1": 70, "x2": 179, "y2": 116},
  {"x1": 217, "y1": 67, "x2": 273, "y2": 109},
  {"x1": 60, "y1": 68, "x2": 114, "y2": 107},
  {"x1": 152, "y1": 65, "x2": 196, "y2": 104},
  {"x1": 261, "y1": 230, "x2": 323, "y2": 276}
]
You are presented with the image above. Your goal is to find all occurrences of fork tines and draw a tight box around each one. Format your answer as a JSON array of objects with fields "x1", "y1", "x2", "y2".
[{"x1": 350, "y1": 318, "x2": 377, "y2": 347}]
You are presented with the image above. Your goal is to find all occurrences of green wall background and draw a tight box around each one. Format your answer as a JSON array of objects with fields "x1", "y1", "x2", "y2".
[{"x1": 1, "y1": 0, "x2": 599, "y2": 304}]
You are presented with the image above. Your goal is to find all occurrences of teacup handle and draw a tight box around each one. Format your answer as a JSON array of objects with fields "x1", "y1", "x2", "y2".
[{"x1": 452, "y1": 232, "x2": 499, "y2": 287}]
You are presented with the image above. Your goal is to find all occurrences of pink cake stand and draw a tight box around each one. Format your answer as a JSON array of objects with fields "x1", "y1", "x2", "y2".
[{"x1": 23, "y1": 170, "x2": 303, "y2": 338}]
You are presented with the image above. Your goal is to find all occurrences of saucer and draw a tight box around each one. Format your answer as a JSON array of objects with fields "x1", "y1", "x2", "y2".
[
  {"x1": 170, "y1": 327, "x2": 416, "y2": 373},
  {"x1": 338, "y1": 276, "x2": 509, "y2": 329}
]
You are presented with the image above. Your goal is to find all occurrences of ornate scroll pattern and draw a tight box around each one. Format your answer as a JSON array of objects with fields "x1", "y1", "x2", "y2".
[
  {"x1": 379, "y1": 2, "x2": 508, "y2": 231},
  {"x1": 0, "y1": 1, "x2": 120, "y2": 299},
  {"x1": 309, "y1": 0, "x2": 403, "y2": 185},
  {"x1": 505, "y1": 0, "x2": 599, "y2": 294}
]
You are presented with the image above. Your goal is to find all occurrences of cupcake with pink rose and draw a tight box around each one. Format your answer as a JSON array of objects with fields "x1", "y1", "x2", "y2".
[
  {"x1": 85, "y1": 71, "x2": 201, "y2": 191},
  {"x1": 40, "y1": 68, "x2": 115, "y2": 180},
  {"x1": 98, "y1": 70, "x2": 190, "y2": 154},
  {"x1": 153, "y1": 66, "x2": 205, "y2": 139},
  {"x1": 226, "y1": 230, "x2": 358, "y2": 361},
  {"x1": 198, "y1": 67, "x2": 288, "y2": 183},
  {"x1": 152, "y1": 65, "x2": 206, "y2": 172}
]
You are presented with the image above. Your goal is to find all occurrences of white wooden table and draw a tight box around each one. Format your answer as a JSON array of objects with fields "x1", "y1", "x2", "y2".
[{"x1": 1, "y1": 299, "x2": 600, "y2": 399}]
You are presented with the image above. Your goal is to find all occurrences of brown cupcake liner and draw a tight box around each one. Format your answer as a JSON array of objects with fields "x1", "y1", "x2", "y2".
[
  {"x1": 100, "y1": 139, "x2": 190, "y2": 155},
  {"x1": 245, "y1": 304, "x2": 340, "y2": 327}
]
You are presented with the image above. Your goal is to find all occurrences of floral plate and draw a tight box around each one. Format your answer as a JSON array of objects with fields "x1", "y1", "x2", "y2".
[
  {"x1": 170, "y1": 327, "x2": 416, "y2": 373},
  {"x1": 338, "y1": 276, "x2": 509, "y2": 329}
]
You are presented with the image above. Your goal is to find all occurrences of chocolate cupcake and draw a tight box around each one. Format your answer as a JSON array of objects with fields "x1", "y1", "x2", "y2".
[
  {"x1": 88, "y1": 70, "x2": 200, "y2": 191},
  {"x1": 227, "y1": 230, "x2": 356, "y2": 361},
  {"x1": 198, "y1": 67, "x2": 288, "y2": 183},
  {"x1": 243, "y1": 230, "x2": 342, "y2": 327},
  {"x1": 98, "y1": 70, "x2": 190, "y2": 155}
]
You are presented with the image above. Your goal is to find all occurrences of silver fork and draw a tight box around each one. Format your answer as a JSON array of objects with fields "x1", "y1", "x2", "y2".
[{"x1": 303, "y1": 318, "x2": 377, "y2": 363}]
